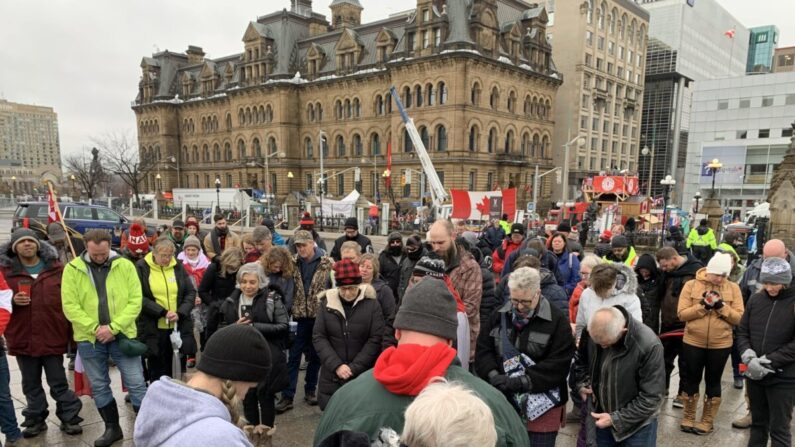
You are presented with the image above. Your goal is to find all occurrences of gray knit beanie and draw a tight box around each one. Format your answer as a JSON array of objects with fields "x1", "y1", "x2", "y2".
[
  {"x1": 252, "y1": 226, "x2": 272, "y2": 243},
  {"x1": 183, "y1": 235, "x2": 202, "y2": 250},
  {"x1": 394, "y1": 277, "x2": 457, "y2": 341},
  {"x1": 759, "y1": 257, "x2": 793, "y2": 285}
]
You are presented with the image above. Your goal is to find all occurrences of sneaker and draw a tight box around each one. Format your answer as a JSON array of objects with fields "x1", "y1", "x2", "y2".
[
  {"x1": 22, "y1": 421, "x2": 47, "y2": 438},
  {"x1": 566, "y1": 406, "x2": 581, "y2": 423},
  {"x1": 733, "y1": 377, "x2": 744, "y2": 389},
  {"x1": 275, "y1": 396, "x2": 293, "y2": 414},
  {"x1": 186, "y1": 357, "x2": 196, "y2": 368},
  {"x1": 59, "y1": 420, "x2": 83, "y2": 435},
  {"x1": 732, "y1": 412, "x2": 752, "y2": 429},
  {"x1": 304, "y1": 392, "x2": 319, "y2": 406},
  {"x1": 672, "y1": 395, "x2": 684, "y2": 409}
]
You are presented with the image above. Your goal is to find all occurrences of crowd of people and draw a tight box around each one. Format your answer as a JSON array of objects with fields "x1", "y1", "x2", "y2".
[{"x1": 0, "y1": 212, "x2": 791, "y2": 447}]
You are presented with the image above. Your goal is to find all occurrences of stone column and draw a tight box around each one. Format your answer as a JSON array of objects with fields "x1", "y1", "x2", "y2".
[{"x1": 766, "y1": 122, "x2": 795, "y2": 250}]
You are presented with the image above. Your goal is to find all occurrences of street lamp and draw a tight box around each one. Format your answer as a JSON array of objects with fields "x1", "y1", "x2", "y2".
[
  {"x1": 318, "y1": 130, "x2": 327, "y2": 231},
  {"x1": 287, "y1": 171, "x2": 294, "y2": 195},
  {"x1": 155, "y1": 173, "x2": 162, "y2": 193},
  {"x1": 641, "y1": 144, "x2": 655, "y2": 198},
  {"x1": 561, "y1": 134, "x2": 586, "y2": 205},
  {"x1": 10, "y1": 176, "x2": 16, "y2": 200},
  {"x1": 660, "y1": 174, "x2": 676, "y2": 247},
  {"x1": 707, "y1": 158, "x2": 723, "y2": 197},
  {"x1": 215, "y1": 177, "x2": 221, "y2": 214},
  {"x1": 693, "y1": 190, "x2": 702, "y2": 214},
  {"x1": 70, "y1": 175, "x2": 76, "y2": 199}
]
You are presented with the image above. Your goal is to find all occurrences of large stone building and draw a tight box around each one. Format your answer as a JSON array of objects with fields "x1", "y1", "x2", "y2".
[
  {"x1": 545, "y1": 0, "x2": 649, "y2": 202},
  {"x1": 132, "y1": 0, "x2": 562, "y2": 212},
  {"x1": 0, "y1": 99, "x2": 61, "y2": 171}
]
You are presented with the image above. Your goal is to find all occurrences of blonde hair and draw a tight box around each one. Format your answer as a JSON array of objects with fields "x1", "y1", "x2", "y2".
[
  {"x1": 219, "y1": 380, "x2": 243, "y2": 426},
  {"x1": 340, "y1": 241, "x2": 361, "y2": 256},
  {"x1": 261, "y1": 246, "x2": 295, "y2": 277},
  {"x1": 241, "y1": 234, "x2": 255, "y2": 249},
  {"x1": 359, "y1": 253, "x2": 380, "y2": 277},
  {"x1": 219, "y1": 247, "x2": 244, "y2": 278},
  {"x1": 401, "y1": 380, "x2": 497, "y2": 447}
]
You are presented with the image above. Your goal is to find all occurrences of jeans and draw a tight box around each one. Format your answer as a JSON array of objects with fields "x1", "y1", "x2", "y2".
[
  {"x1": 747, "y1": 379, "x2": 795, "y2": 447},
  {"x1": 680, "y1": 344, "x2": 731, "y2": 398},
  {"x1": 283, "y1": 318, "x2": 320, "y2": 399},
  {"x1": 0, "y1": 354, "x2": 22, "y2": 441},
  {"x1": 17, "y1": 355, "x2": 82, "y2": 424},
  {"x1": 661, "y1": 336, "x2": 684, "y2": 394},
  {"x1": 596, "y1": 418, "x2": 658, "y2": 446},
  {"x1": 77, "y1": 341, "x2": 147, "y2": 408}
]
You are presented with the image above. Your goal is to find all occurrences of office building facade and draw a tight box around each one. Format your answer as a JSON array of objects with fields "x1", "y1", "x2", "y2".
[
  {"x1": 0, "y1": 99, "x2": 61, "y2": 171},
  {"x1": 746, "y1": 25, "x2": 778, "y2": 74},
  {"x1": 772, "y1": 46, "x2": 795, "y2": 73}
]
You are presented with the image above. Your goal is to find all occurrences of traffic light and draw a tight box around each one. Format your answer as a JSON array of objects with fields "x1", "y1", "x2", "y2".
[{"x1": 555, "y1": 169, "x2": 562, "y2": 184}]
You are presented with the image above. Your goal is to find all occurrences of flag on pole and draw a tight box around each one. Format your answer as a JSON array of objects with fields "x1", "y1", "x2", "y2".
[
  {"x1": 450, "y1": 189, "x2": 517, "y2": 220},
  {"x1": 724, "y1": 28, "x2": 736, "y2": 39},
  {"x1": 47, "y1": 189, "x2": 60, "y2": 224}
]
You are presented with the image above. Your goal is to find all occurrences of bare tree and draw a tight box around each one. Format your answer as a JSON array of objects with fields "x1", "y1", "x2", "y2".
[
  {"x1": 63, "y1": 147, "x2": 107, "y2": 200},
  {"x1": 91, "y1": 131, "x2": 157, "y2": 207}
]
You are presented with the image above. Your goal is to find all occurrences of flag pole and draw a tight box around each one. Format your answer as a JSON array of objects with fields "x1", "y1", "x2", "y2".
[{"x1": 47, "y1": 181, "x2": 76, "y2": 259}]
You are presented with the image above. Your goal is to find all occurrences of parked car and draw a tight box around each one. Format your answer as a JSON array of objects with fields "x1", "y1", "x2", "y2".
[{"x1": 12, "y1": 202, "x2": 131, "y2": 247}]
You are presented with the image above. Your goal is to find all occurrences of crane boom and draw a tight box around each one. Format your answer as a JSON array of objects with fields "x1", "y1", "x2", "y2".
[{"x1": 389, "y1": 86, "x2": 448, "y2": 210}]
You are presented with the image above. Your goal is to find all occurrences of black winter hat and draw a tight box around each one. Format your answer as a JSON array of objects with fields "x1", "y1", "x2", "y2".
[
  {"x1": 198, "y1": 325, "x2": 272, "y2": 383},
  {"x1": 611, "y1": 235, "x2": 629, "y2": 248},
  {"x1": 405, "y1": 234, "x2": 422, "y2": 249},
  {"x1": 557, "y1": 222, "x2": 572, "y2": 233},
  {"x1": 413, "y1": 256, "x2": 446, "y2": 279},
  {"x1": 388, "y1": 231, "x2": 403, "y2": 242},
  {"x1": 395, "y1": 277, "x2": 458, "y2": 341},
  {"x1": 344, "y1": 217, "x2": 359, "y2": 230},
  {"x1": 9, "y1": 229, "x2": 40, "y2": 254},
  {"x1": 510, "y1": 223, "x2": 525, "y2": 236}
]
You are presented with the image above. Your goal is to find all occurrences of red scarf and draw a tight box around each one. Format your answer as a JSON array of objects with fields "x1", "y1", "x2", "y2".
[
  {"x1": 373, "y1": 343, "x2": 456, "y2": 396},
  {"x1": 443, "y1": 276, "x2": 466, "y2": 312}
]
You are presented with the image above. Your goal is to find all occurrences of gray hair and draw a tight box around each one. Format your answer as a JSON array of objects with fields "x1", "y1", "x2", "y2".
[
  {"x1": 251, "y1": 226, "x2": 272, "y2": 244},
  {"x1": 587, "y1": 307, "x2": 626, "y2": 345},
  {"x1": 236, "y1": 262, "x2": 269, "y2": 289},
  {"x1": 401, "y1": 379, "x2": 497, "y2": 447},
  {"x1": 152, "y1": 237, "x2": 175, "y2": 254},
  {"x1": 507, "y1": 267, "x2": 540, "y2": 295},
  {"x1": 580, "y1": 254, "x2": 601, "y2": 271}
]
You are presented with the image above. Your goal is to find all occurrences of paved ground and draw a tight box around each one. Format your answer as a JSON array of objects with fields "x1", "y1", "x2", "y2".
[{"x1": 0, "y1": 212, "x2": 789, "y2": 446}]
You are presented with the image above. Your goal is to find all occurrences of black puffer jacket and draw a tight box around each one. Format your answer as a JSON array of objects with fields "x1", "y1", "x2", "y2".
[
  {"x1": 197, "y1": 261, "x2": 239, "y2": 336},
  {"x1": 635, "y1": 254, "x2": 662, "y2": 334},
  {"x1": 573, "y1": 305, "x2": 665, "y2": 442},
  {"x1": 371, "y1": 278, "x2": 397, "y2": 349},
  {"x1": 378, "y1": 250, "x2": 403, "y2": 299},
  {"x1": 330, "y1": 233, "x2": 373, "y2": 261},
  {"x1": 660, "y1": 254, "x2": 702, "y2": 333},
  {"x1": 312, "y1": 284, "x2": 385, "y2": 410},
  {"x1": 397, "y1": 248, "x2": 427, "y2": 301},
  {"x1": 737, "y1": 286, "x2": 795, "y2": 384}
]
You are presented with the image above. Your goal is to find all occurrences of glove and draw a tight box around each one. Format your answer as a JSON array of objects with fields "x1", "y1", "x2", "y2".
[
  {"x1": 489, "y1": 374, "x2": 509, "y2": 390},
  {"x1": 712, "y1": 299, "x2": 725, "y2": 310},
  {"x1": 503, "y1": 375, "x2": 531, "y2": 393},
  {"x1": 758, "y1": 355, "x2": 773, "y2": 368},
  {"x1": 700, "y1": 299, "x2": 714, "y2": 310},
  {"x1": 741, "y1": 349, "x2": 757, "y2": 365},
  {"x1": 745, "y1": 357, "x2": 775, "y2": 380}
]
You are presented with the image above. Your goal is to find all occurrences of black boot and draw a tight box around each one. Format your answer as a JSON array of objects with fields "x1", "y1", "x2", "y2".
[{"x1": 95, "y1": 402, "x2": 123, "y2": 447}]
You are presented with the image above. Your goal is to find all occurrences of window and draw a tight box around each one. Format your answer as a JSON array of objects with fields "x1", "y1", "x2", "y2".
[
  {"x1": 717, "y1": 101, "x2": 729, "y2": 110},
  {"x1": 375, "y1": 95, "x2": 384, "y2": 115},
  {"x1": 608, "y1": 41, "x2": 614, "y2": 55},
  {"x1": 592, "y1": 118, "x2": 600, "y2": 131},
  {"x1": 336, "y1": 135, "x2": 345, "y2": 157},
  {"x1": 487, "y1": 128, "x2": 497, "y2": 153},
  {"x1": 471, "y1": 83, "x2": 481, "y2": 105},
  {"x1": 370, "y1": 133, "x2": 381, "y2": 155},
  {"x1": 757, "y1": 32, "x2": 768, "y2": 43},
  {"x1": 422, "y1": 8, "x2": 430, "y2": 22},
  {"x1": 585, "y1": 54, "x2": 593, "y2": 66},
  {"x1": 403, "y1": 87, "x2": 413, "y2": 108},
  {"x1": 306, "y1": 174, "x2": 313, "y2": 192},
  {"x1": 337, "y1": 174, "x2": 345, "y2": 196},
  {"x1": 787, "y1": 95, "x2": 795, "y2": 106},
  {"x1": 436, "y1": 125, "x2": 447, "y2": 151},
  {"x1": 426, "y1": 84, "x2": 435, "y2": 105},
  {"x1": 305, "y1": 138, "x2": 313, "y2": 158},
  {"x1": 96, "y1": 208, "x2": 120, "y2": 222},
  {"x1": 415, "y1": 85, "x2": 423, "y2": 107},
  {"x1": 490, "y1": 87, "x2": 499, "y2": 109},
  {"x1": 585, "y1": 31, "x2": 593, "y2": 46},
  {"x1": 434, "y1": 28, "x2": 441, "y2": 47},
  {"x1": 438, "y1": 82, "x2": 447, "y2": 105},
  {"x1": 759, "y1": 129, "x2": 770, "y2": 138},
  {"x1": 737, "y1": 130, "x2": 748, "y2": 139},
  {"x1": 783, "y1": 127, "x2": 793, "y2": 137},
  {"x1": 404, "y1": 129, "x2": 413, "y2": 152},
  {"x1": 270, "y1": 174, "x2": 278, "y2": 195},
  {"x1": 486, "y1": 172, "x2": 494, "y2": 190},
  {"x1": 423, "y1": 31, "x2": 430, "y2": 49},
  {"x1": 353, "y1": 134, "x2": 363, "y2": 156},
  {"x1": 504, "y1": 130, "x2": 513, "y2": 153},
  {"x1": 468, "y1": 172, "x2": 476, "y2": 190},
  {"x1": 598, "y1": 37, "x2": 604, "y2": 50},
  {"x1": 469, "y1": 127, "x2": 478, "y2": 151},
  {"x1": 407, "y1": 32, "x2": 416, "y2": 52},
  {"x1": 762, "y1": 96, "x2": 774, "y2": 107},
  {"x1": 739, "y1": 99, "x2": 751, "y2": 109}
]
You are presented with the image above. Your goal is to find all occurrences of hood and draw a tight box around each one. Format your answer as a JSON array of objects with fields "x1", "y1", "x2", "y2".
[
  {"x1": 77, "y1": 249, "x2": 121, "y2": 268},
  {"x1": 0, "y1": 239, "x2": 60, "y2": 268},
  {"x1": 177, "y1": 251, "x2": 211, "y2": 270},
  {"x1": 144, "y1": 251, "x2": 177, "y2": 270},
  {"x1": 635, "y1": 254, "x2": 659, "y2": 277},
  {"x1": 610, "y1": 262, "x2": 639, "y2": 297},
  {"x1": 372, "y1": 343, "x2": 456, "y2": 396},
  {"x1": 697, "y1": 226, "x2": 709, "y2": 236},
  {"x1": 133, "y1": 379, "x2": 243, "y2": 447},
  {"x1": 539, "y1": 268, "x2": 556, "y2": 287},
  {"x1": 668, "y1": 254, "x2": 703, "y2": 279},
  {"x1": 318, "y1": 283, "x2": 376, "y2": 318}
]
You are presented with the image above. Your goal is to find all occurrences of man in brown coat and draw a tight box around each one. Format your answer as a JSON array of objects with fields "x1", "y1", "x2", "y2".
[
  {"x1": 428, "y1": 220, "x2": 482, "y2": 364},
  {"x1": 203, "y1": 214, "x2": 241, "y2": 261}
]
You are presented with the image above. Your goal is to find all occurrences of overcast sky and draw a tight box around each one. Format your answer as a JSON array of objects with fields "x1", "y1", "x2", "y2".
[{"x1": 1, "y1": 0, "x2": 792, "y2": 161}]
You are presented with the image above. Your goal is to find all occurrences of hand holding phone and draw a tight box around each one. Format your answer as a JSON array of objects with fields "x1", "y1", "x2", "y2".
[{"x1": 241, "y1": 305, "x2": 252, "y2": 320}]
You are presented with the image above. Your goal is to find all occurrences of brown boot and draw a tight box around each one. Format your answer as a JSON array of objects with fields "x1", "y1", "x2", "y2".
[
  {"x1": 679, "y1": 393, "x2": 699, "y2": 433},
  {"x1": 694, "y1": 396, "x2": 721, "y2": 435},
  {"x1": 244, "y1": 425, "x2": 275, "y2": 447}
]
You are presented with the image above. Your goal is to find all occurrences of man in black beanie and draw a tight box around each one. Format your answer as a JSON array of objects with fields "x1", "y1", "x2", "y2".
[
  {"x1": 379, "y1": 232, "x2": 404, "y2": 298},
  {"x1": 603, "y1": 234, "x2": 638, "y2": 268},
  {"x1": 134, "y1": 325, "x2": 273, "y2": 446},
  {"x1": 330, "y1": 217, "x2": 373, "y2": 261},
  {"x1": 314, "y1": 279, "x2": 527, "y2": 447},
  {"x1": 397, "y1": 234, "x2": 426, "y2": 301}
]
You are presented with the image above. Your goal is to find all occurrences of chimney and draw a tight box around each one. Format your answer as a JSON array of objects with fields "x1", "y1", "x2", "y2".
[{"x1": 186, "y1": 46, "x2": 205, "y2": 64}]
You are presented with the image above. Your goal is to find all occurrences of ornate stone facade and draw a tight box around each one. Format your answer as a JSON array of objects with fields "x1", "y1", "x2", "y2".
[
  {"x1": 132, "y1": 0, "x2": 561, "y2": 210},
  {"x1": 767, "y1": 121, "x2": 795, "y2": 249}
]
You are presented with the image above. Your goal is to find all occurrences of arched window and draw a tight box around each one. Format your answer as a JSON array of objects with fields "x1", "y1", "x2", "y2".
[
  {"x1": 345, "y1": 99, "x2": 352, "y2": 119},
  {"x1": 268, "y1": 137, "x2": 277, "y2": 154},
  {"x1": 403, "y1": 87, "x2": 413, "y2": 108},
  {"x1": 629, "y1": 20, "x2": 636, "y2": 45},
  {"x1": 213, "y1": 143, "x2": 221, "y2": 161},
  {"x1": 438, "y1": 82, "x2": 447, "y2": 105},
  {"x1": 308, "y1": 104, "x2": 315, "y2": 122},
  {"x1": 321, "y1": 137, "x2": 329, "y2": 158},
  {"x1": 182, "y1": 146, "x2": 189, "y2": 162},
  {"x1": 419, "y1": 126, "x2": 430, "y2": 149},
  {"x1": 471, "y1": 83, "x2": 481, "y2": 105},
  {"x1": 598, "y1": 2, "x2": 606, "y2": 30},
  {"x1": 245, "y1": 108, "x2": 252, "y2": 125},
  {"x1": 238, "y1": 109, "x2": 244, "y2": 126},
  {"x1": 336, "y1": 135, "x2": 345, "y2": 157},
  {"x1": 415, "y1": 85, "x2": 423, "y2": 107},
  {"x1": 305, "y1": 138, "x2": 314, "y2": 158},
  {"x1": 541, "y1": 135, "x2": 550, "y2": 158},
  {"x1": 403, "y1": 128, "x2": 413, "y2": 152},
  {"x1": 237, "y1": 140, "x2": 246, "y2": 159},
  {"x1": 352, "y1": 134, "x2": 363, "y2": 156},
  {"x1": 521, "y1": 133, "x2": 530, "y2": 156},
  {"x1": 490, "y1": 87, "x2": 500, "y2": 110},
  {"x1": 507, "y1": 92, "x2": 517, "y2": 113},
  {"x1": 253, "y1": 138, "x2": 262, "y2": 158},
  {"x1": 226, "y1": 114, "x2": 232, "y2": 130},
  {"x1": 317, "y1": 103, "x2": 323, "y2": 122},
  {"x1": 375, "y1": 95, "x2": 384, "y2": 115},
  {"x1": 353, "y1": 98, "x2": 360, "y2": 118},
  {"x1": 426, "y1": 83, "x2": 435, "y2": 106},
  {"x1": 524, "y1": 96, "x2": 532, "y2": 116},
  {"x1": 192, "y1": 145, "x2": 199, "y2": 162},
  {"x1": 224, "y1": 143, "x2": 232, "y2": 161},
  {"x1": 608, "y1": 8, "x2": 617, "y2": 34},
  {"x1": 586, "y1": 0, "x2": 593, "y2": 24},
  {"x1": 488, "y1": 128, "x2": 497, "y2": 153},
  {"x1": 436, "y1": 125, "x2": 447, "y2": 151},
  {"x1": 504, "y1": 130, "x2": 514, "y2": 154},
  {"x1": 469, "y1": 126, "x2": 479, "y2": 151},
  {"x1": 266, "y1": 105, "x2": 273, "y2": 122},
  {"x1": 532, "y1": 134, "x2": 540, "y2": 157},
  {"x1": 335, "y1": 100, "x2": 343, "y2": 119},
  {"x1": 370, "y1": 133, "x2": 381, "y2": 155}
]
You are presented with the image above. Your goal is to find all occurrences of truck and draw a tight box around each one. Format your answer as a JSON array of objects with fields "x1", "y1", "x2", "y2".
[{"x1": 544, "y1": 202, "x2": 591, "y2": 234}]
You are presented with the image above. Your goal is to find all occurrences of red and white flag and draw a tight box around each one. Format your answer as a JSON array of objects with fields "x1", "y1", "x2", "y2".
[
  {"x1": 47, "y1": 189, "x2": 60, "y2": 224},
  {"x1": 450, "y1": 189, "x2": 517, "y2": 220},
  {"x1": 724, "y1": 29, "x2": 736, "y2": 39}
]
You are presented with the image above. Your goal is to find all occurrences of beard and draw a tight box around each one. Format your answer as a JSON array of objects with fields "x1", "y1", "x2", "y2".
[
  {"x1": 217, "y1": 226, "x2": 229, "y2": 236},
  {"x1": 388, "y1": 245, "x2": 402, "y2": 256},
  {"x1": 437, "y1": 243, "x2": 456, "y2": 267}
]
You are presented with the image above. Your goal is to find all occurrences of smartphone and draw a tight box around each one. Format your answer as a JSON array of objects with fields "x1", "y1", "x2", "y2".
[
  {"x1": 18, "y1": 280, "x2": 32, "y2": 296},
  {"x1": 241, "y1": 305, "x2": 252, "y2": 320}
]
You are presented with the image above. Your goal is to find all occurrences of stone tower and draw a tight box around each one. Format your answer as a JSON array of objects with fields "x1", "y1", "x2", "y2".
[
  {"x1": 330, "y1": 0, "x2": 362, "y2": 29},
  {"x1": 766, "y1": 121, "x2": 795, "y2": 250}
]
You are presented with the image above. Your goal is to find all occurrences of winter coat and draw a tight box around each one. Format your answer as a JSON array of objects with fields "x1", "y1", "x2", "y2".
[
  {"x1": 659, "y1": 254, "x2": 703, "y2": 333},
  {"x1": 575, "y1": 263, "x2": 642, "y2": 339},
  {"x1": 378, "y1": 250, "x2": 403, "y2": 299},
  {"x1": 0, "y1": 240, "x2": 70, "y2": 357},
  {"x1": 197, "y1": 261, "x2": 239, "y2": 334},
  {"x1": 478, "y1": 264, "x2": 499, "y2": 326},
  {"x1": 313, "y1": 284, "x2": 385, "y2": 410},
  {"x1": 397, "y1": 248, "x2": 426, "y2": 301},
  {"x1": 573, "y1": 305, "x2": 665, "y2": 443},
  {"x1": 686, "y1": 226, "x2": 717, "y2": 265},
  {"x1": 552, "y1": 248, "x2": 581, "y2": 297},
  {"x1": 492, "y1": 239, "x2": 523, "y2": 278},
  {"x1": 218, "y1": 286, "x2": 289, "y2": 394},
  {"x1": 594, "y1": 241, "x2": 612, "y2": 258},
  {"x1": 133, "y1": 378, "x2": 254, "y2": 447},
  {"x1": 287, "y1": 230, "x2": 327, "y2": 255},
  {"x1": 268, "y1": 272, "x2": 295, "y2": 314},
  {"x1": 62, "y1": 252, "x2": 142, "y2": 344},
  {"x1": 475, "y1": 298, "x2": 575, "y2": 409},
  {"x1": 292, "y1": 248, "x2": 333, "y2": 319},
  {"x1": 485, "y1": 225, "x2": 505, "y2": 251},
  {"x1": 502, "y1": 248, "x2": 564, "y2": 287},
  {"x1": 330, "y1": 233, "x2": 373, "y2": 262},
  {"x1": 737, "y1": 286, "x2": 795, "y2": 383},
  {"x1": 603, "y1": 246, "x2": 639, "y2": 268},
  {"x1": 177, "y1": 251, "x2": 211, "y2": 288},
  {"x1": 371, "y1": 278, "x2": 397, "y2": 349},
  {"x1": 569, "y1": 281, "x2": 586, "y2": 325},
  {"x1": 677, "y1": 268, "x2": 744, "y2": 350},
  {"x1": 136, "y1": 254, "x2": 197, "y2": 357},
  {"x1": 167, "y1": 232, "x2": 187, "y2": 255},
  {"x1": 739, "y1": 251, "x2": 795, "y2": 303},
  {"x1": 203, "y1": 229, "x2": 242, "y2": 261},
  {"x1": 497, "y1": 267, "x2": 569, "y2": 320},
  {"x1": 635, "y1": 254, "x2": 663, "y2": 334},
  {"x1": 447, "y1": 249, "x2": 483, "y2": 362}
]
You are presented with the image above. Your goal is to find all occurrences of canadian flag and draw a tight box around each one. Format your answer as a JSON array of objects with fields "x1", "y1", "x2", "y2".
[
  {"x1": 450, "y1": 189, "x2": 517, "y2": 220},
  {"x1": 724, "y1": 29, "x2": 736, "y2": 39},
  {"x1": 47, "y1": 189, "x2": 60, "y2": 224}
]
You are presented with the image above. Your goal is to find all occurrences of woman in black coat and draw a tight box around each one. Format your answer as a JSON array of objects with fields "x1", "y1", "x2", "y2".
[
  {"x1": 476, "y1": 266, "x2": 575, "y2": 445},
  {"x1": 635, "y1": 253, "x2": 663, "y2": 334},
  {"x1": 136, "y1": 238, "x2": 196, "y2": 382},
  {"x1": 312, "y1": 259, "x2": 385, "y2": 410},
  {"x1": 198, "y1": 247, "x2": 244, "y2": 343},
  {"x1": 219, "y1": 262, "x2": 289, "y2": 428}
]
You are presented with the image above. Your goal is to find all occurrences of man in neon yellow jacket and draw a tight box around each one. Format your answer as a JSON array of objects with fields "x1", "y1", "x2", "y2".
[
  {"x1": 686, "y1": 219, "x2": 717, "y2": 265},
  {"x1": 61, "y1": 230, "x2": 147, "y2": 447}
]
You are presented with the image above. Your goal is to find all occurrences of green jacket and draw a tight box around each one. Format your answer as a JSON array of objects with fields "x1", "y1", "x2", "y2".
[
  {"x1": 61, "y1": 252, "x2": 142, "y2": 344},
  {"x1": 313, "y1": 364, "x2": 527, "y2": 447},
  {"x1": 686, "y1": 227, "x2": 717, "y2": 249}
]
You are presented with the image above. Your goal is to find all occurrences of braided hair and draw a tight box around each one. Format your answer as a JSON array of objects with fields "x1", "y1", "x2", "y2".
[{"x1": 220, "y1": 380, "x2": 244, "y2": 426}]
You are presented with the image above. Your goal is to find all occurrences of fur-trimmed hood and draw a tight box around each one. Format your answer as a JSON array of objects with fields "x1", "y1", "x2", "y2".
[
  {"x1": 0, "y1": 239, "x2": 60, "y2": 270},
  {"x1": 318, "y1": 283, "x2": 376, "y2": 319},
  {"x1": 610, "y1": 262, "x2": 639, "y2": 298}
]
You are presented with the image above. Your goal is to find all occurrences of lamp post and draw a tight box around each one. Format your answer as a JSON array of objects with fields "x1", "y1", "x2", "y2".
[
  {"x1": 10, "y1": 176, "x2": 16, "y2": 200},
  {"x1": 215, "y1": 177, "x2": 221, "y2": 214},
  {"x1": 693, "y1": 190, "x2": 702, "y2": 214},
  {"x1": 318, "y1": 130, "x2": 327, "y2": 231},
  {"x1": 642, "y1": 144, "x2": 655, "y2": 198},
  {"x1": 707, "y1": 158, "x2": 723, "y2": 197},
  {"x1": 660, "y1": 174, "x2": 676, "y2": 247},
  {"x1": 70, "y1": 175, "x2": 76, "y2": 199},
  {"x1": 561, "y1": 133, "x2": 586, "y2": 205},
  {"x1": 287, "y1": 171, "x2": 294, "y2": 194},
  {"x1": 155, "y1": 174, "x2": 162, "y2": 194}
]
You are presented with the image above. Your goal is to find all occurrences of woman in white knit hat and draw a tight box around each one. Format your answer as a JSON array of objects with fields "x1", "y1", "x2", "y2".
[{"x1": 676, "y1": 252, "x2": 744, "y2": 435}]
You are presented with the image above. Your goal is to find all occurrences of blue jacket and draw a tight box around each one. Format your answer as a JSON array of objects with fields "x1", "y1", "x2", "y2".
[
  {"x1": 272, "y1": 232, "x2": 286, "y2": 246},
  {"x1": 555, "y1": 249, "x2": 581, "y2": 298},
  {"x1": 484, "y1": 226, "x2": 505, "y2": 251}
]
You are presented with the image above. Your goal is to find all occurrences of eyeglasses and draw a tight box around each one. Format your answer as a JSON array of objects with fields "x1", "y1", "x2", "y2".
[
  {"x1": 510, "y1": 299, "x2": 534, "y2": 307},
  {"x1": 339, "y1": 286, "x2": 359, "y2": 294},
  {"x1": 580, "y1": 272, "x2": 591, "y2": 278}
]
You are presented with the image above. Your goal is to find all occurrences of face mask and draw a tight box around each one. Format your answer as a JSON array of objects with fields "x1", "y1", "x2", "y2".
[
  {"x1": 388, "y1": 245, "x2": 402, "y2": 256},
  {"x1": 407, "y1": 247, "x2": 422, "y2": 261}
]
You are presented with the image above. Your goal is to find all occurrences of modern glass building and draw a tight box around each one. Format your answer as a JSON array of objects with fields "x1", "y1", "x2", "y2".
[
  {"x1": 746, "y1": 25, "x2": 779, "y2": 73},
  {"x1": 682, "y1": 72, "x2": 795, "y2": 218}
]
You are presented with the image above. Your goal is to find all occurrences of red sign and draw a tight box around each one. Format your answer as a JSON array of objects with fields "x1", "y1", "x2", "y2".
[{"x1": 592, "y1": 176, "x2": 639, "y2": 195}]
